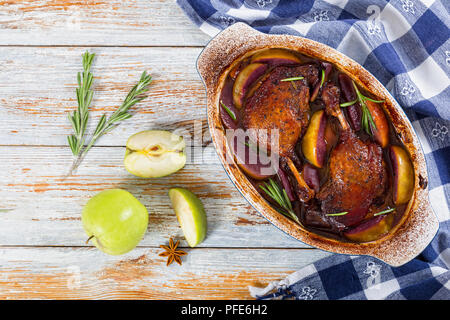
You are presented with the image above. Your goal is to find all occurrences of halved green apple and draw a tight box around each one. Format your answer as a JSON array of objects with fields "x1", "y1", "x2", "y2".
[
  {"x1": 124, "y1": 130, "x2": 186, "y2": 178},
  {"x1": 232, "y1": 63, "x2": 268, "y2": 108},
  {"x1": 344, "y1": 214, "x2": 394, "y2": 242},
  {"x1": 169, "y1": 187, "x2": 207, "y2": 247},
  {"x1": 390, "y1": 145, "x2": 414, "y2": 205},
  {"x1": 250, "y1": 48, "x2": 302, "y2": 65},
  {"x1": 302, "y1": 110, "x2": 327, "y2": 168}
]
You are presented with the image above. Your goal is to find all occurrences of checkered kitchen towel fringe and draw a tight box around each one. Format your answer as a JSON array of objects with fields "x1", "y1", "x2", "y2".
[{"x1": 177, "y1": 0, "x2": 450, "y2": 299}]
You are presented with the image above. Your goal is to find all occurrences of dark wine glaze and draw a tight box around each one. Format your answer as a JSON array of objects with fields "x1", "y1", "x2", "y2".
[{"x1": 219, "y1": 48, "x2": 414, "y2": 243}]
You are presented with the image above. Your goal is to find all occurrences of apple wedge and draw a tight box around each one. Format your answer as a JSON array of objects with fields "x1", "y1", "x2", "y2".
[
  {"x1": 344, "y1": 214, "x2": 394, "y2": 242},
  {"x1": 233, "y1": 63, "x2": 268, "y2": 109},
  {"x1": 303, "y1": 163, "x2": 320, "y2": 193},
  {"x1": 250, "y1": 48, "x2": 302, "y2": 65},
  {"x1": 366, "y1": 100, "x2": 389, "y2": 148},
  {"x1": 124, "y1": 130, "x2": 186, "y2": 178},
  {"x1": 338, "y1": 73, "x2": 361, "y2": 131},
  {"x1": 302, "y1": 110, "x2": 327, "y2": 168},
  {"x1": 169, "y1": 188, "x2": 207, "y2": 248},
  {"x1": 324, "y1": 120, "x2": 338, "y2": 154},
  {"x1": 229, "y1": 133, "x2": 276, "y2": 180},
  {"x1": 390, "y1": 145, "x2": 414, "y2": 205}
]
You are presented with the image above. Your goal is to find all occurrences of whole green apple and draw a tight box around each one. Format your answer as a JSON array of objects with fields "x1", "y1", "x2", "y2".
[{"x1": 82, "y1": 189, "x2": 149, "y2": 255}]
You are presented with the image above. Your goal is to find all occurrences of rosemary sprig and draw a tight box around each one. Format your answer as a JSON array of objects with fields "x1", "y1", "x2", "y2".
[
  {"x1": 373, "y1": 208, "x2": 396, "y2": 216},
  {"x1": 68, "y1": 70, "x2": 152, "y2": 174},
  {"x1": 260, "y1": 179, "x2": 300, "y2": 224},
  {"x1": 220, "y1": 100, "x2": 236, "y2": 121},
  {"x1": 326, "y1": 211, "x2": 348, "y2": 217},
  {"x1": 67, "y1": 51, "x2": 95, "y2": 156},
  {"x1": 85, "y1": 71, "x2": 152, "y2": 155},
  {"x1": 338, "y1": 81, "x2": 384, "y2": 136}
]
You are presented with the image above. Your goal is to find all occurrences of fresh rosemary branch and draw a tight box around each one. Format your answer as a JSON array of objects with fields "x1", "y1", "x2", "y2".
[
  {"x1": 68, "y1": 69, "x2": 152, "y2": 174},
  {"x1": 87, "y1": 71, "x2": 153, "y2": 152},
  {"x1": 67, "y1": 51, "x2": 95, "y2": 156},
  {"x1": 338, "y1": 81, "x2": 384, "y2": 136},
  {"x1": 260, "y1": 179, "x2": 300, "y2": 224}
]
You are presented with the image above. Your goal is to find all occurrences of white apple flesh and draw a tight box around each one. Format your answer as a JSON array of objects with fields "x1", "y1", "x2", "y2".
[
  {"x1": 169, "y1": 188, "x2": 207, "y2": 247},
  {"x1": 124, "y1": 130, "x2": 186, "y2": 178}
]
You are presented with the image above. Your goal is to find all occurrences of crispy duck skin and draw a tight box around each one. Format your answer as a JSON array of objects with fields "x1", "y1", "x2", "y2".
[
  {"x1": 243, "y1": 65, "x2": 318, "y2": 157},
  {"x1": 317, "y1": 82, "x2": 387, "y2": 227}
]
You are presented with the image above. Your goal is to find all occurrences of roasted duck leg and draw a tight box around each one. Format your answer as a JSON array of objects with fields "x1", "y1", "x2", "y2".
[
  {"x1": 243, "y1": 64, "x2": 319, "y2": 202},
  {"x1": 317, "y1": 82, "x2": 387, "y2": 227}
]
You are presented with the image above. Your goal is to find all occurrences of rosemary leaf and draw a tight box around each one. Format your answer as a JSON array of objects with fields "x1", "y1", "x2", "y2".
[
  {"x1": 326, "y1": 211, "x2": 348, "y2": 217},
  {"x1": 220, "y1": 100, "x2": 236, "y2": 121},
  {"x1": 340, "y1": 99, "x2": 357, "y2": 108},
  {"x1": 364, "y1": 96, "x2": 384, "y2": 103},
  {"x1": 373, "y1": 208, "x2": 396, "y2": 216},
  {"x1": 280, "y1": 76, "x2": 304, "y2": 82},
  {"x1": 320, "y1": 69, "x2": 325, "y2": 88}
]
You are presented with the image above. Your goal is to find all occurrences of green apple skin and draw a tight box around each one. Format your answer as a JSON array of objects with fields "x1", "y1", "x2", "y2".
[
  {"x1": 168, "y1": 188, "x2": 207, "y2": 247},
  {"x1": 82, "y1": 189, "x2": 149, "y2": 255}
]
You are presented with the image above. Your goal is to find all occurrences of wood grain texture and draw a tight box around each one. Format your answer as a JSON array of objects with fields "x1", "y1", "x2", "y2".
[
  {"x1": 0, "y1": 0, "x2": 210, "y2": 46},
  {"x1": 0, "y1": 247, "x2": 329, "y2": 299},
  {"x1": 0, "y1": 46, "x2": 208, "y2": 146},
  {"x1": 0, "y1": 146, "x2": 309, "y2": 248},
  {"x1": 0, "y1": 0, "x2": 335, "y2": 300}
]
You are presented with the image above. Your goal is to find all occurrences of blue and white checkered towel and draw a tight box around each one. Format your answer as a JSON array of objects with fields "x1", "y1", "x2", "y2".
[{"x1": 177, "y1": 0, "x2": 450, "y2": 299}]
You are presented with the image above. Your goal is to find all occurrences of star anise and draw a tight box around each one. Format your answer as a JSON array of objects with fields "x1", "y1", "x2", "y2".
[{"x1": 159, "y1": 237, "x2": 187, "y2": 266}]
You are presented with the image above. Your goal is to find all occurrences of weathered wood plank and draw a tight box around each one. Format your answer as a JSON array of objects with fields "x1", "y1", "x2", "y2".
[
  {"x1": 0, "y1": 246, "x2": 330, "y2": 299},
  {"x1": 0, "y1": 146, "x2": 309, "y2": 248},
  {"x1": 0, "y1": 0, "x2": 210, "y2": 46},
  {"x1": 0, "y1": 46, "x2": 214, "y2": 146}
]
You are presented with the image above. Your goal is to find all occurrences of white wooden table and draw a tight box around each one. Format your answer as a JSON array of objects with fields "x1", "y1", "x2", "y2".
[{"x1": 0, "y1": 0, "x2": 330, "y2": 299}]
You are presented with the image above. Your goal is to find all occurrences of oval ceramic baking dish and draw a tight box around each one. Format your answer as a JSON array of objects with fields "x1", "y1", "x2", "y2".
[{"x1": 197, "y1": 22, "x2": 439, "y2": 266}]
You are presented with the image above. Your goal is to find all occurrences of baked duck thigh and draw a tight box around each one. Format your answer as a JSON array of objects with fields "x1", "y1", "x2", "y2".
[
  {"x1": 243, "y1": 64, "x2": 320, "y2": 202},
  {"x1": 317, "y1": 82, "x2": 388, "y2": 227}
]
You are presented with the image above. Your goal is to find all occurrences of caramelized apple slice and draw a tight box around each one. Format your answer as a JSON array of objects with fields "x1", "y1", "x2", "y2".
[
  {"x1": 286, "y1": 158, "x2": 314, "y2": 202},
  {"x1": 229, "y1": 133, "x2": 276, "y2": 180},
  {"x1": 324, "y1": 120, "x2": 338, "y2": 154},
  {"x1": 366, "y1": 100, "x2": 389, "y2": 148},
  {"x1": 303, "y1": 163, "x2": 320, "y2": 193},
  {"x1": 250, "y1": 48, "x2": 301, "y2": 65},
  {"x1": 233, "y1": 63, "x2": 268, "y2": 109},
  {"x1": 219, "y1": 80, "x2": 239, "y2": 130},
  {"x1": 390, "y1": 145, "x2": 414, "y2": 205},
  {"x1": 344, "y1": 214, "x2": 394, "y2": 242},
  {"x1": 302, "y1": 110, "x2": 327, "y2": 168},
  {"x1": 338, "y1": 73, "x2": 361, "y2": 131}
]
